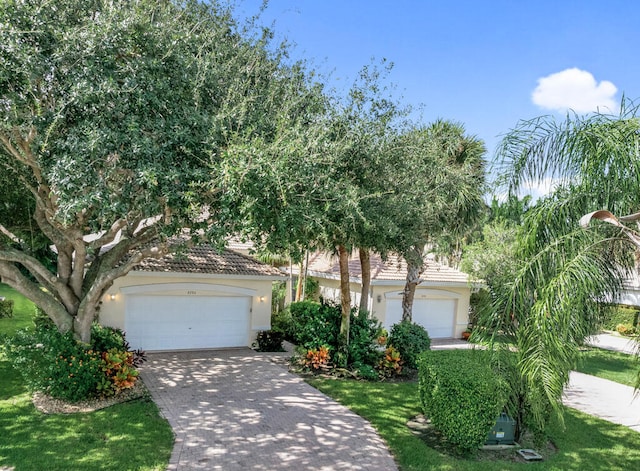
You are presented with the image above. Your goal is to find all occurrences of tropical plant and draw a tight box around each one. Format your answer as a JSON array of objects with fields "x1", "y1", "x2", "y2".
[
  {"x1": 387, "y1": 121, "x2": 487, "y2": 322},
  {"x1": 485, "y1": 102, "x2": 640, "y2": 437}
]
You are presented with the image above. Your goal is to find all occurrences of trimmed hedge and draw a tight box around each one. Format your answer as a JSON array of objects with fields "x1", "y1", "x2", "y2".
[
  {"x1": 388, "y1": 321, "x2": 431, "y2": 369},
  {"x1": 418, "y1": 349, "x2": 507, "y2": 454}
]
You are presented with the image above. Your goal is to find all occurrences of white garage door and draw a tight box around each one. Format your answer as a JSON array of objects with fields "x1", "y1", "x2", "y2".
[
  {"x1": 385, "y1": 298, "x2": 456, "y2": 338},
  {"x1": 125, "y1": 294, "x2": 250, "y2": 351}
]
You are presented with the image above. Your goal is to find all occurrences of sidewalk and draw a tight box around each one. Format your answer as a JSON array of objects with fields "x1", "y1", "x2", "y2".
[
  {"x1": 563, "y1": 371, "x2": 640, "y2": 432},
  {"x1": 587, "y1": 333, "x2": 639, "y2": 355}
]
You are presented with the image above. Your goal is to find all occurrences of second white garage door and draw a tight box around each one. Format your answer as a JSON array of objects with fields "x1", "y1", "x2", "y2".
[
  {"x1": 385, "y1": 298, "x2": 456, "y2": 338},
  {"x1": 125, "y1": 294, "x2": 251, "y2": 351}
]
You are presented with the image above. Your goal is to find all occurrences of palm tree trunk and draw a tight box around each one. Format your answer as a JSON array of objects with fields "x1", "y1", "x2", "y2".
[
  {"x1": 402, "y1": 247, "x2": 425, "y2": 322},
  {"x1": 359, "y1": 248, "x2": 371, "y2": 314}
]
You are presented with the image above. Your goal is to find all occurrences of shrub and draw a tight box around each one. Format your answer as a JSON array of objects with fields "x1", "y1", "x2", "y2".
[
  {"x1": 91, "y1": 324, "x2": 127, "y2": 352},
  {"x1": 289, "y1": 300, "x2": 340, "y2": 349},
  {"x1": 0, "y1": 298, "x2": 14, "y2": 318},
  {"x1": 33, "y1": 306, "x2": 55, "y2": 329},
  {"x1": 271, "y1": 307, "x2": 294, "y2": 340},
  {"x1": 388, "y1": 321, "x2": 431, "y2": 369},
  {"x1": 616, "y1": 323, "x2": 636, "y2": 336},
  {"x1": 253, "y1": 330, "x2": 285, "y2": 352},
  {"x1": 289, "y1": 300, "x2": 385, "y2": 369},
  {"x1": 303, "y1": 346, "x2": 331, "y2": 371},
  {"x1": 418, "y1": 349, "x2": 507, "y2": 454},
  {"x1": 347, "y1": 312, "x2": 385, "y2": 367},
  {"x1": 3, "y1": 323, "x2": 143, "y2": 402},
  {"x1": 603, "y1": 305, "x2": 639, "y2": 331},
  {"x1": 353, "y1": 362, "x2": 379, "y2": 381},
  {"x1": 377, "y1": 346, "x2": 402, "y2": 377}
]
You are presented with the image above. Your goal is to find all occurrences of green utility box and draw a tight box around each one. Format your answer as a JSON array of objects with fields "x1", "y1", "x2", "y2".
[{"x1": 485, "y1": 412, "x2": 516, "y2": 445}]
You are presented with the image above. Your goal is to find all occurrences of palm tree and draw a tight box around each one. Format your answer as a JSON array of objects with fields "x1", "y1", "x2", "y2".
[{"x1": 484, "y1": 102, "x2": 640, "y2": 437}]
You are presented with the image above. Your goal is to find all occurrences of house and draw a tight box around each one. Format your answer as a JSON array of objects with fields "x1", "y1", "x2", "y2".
[
  {"x1": 98, "y1": 245, "x2": 285, "y2": 351},
  {"x1": 299, "y1": 252, "x2": 474, "y2": 339}
]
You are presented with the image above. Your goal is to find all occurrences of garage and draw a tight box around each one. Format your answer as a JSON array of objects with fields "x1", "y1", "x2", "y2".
[
  {"x1": 384, "y1": 297, "x2": 457, "y2": 339},
  {"x1": 125, "y1": 293, "x2": 251, "y2": 351},
  {"x1": 97, "y1": 246, "x2": 285, "y2": 351}
]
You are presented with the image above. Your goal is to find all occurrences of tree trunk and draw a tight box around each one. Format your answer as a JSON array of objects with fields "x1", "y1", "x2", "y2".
[
  {"x1": 337, "y1": 244, "x2": 351, "y2": 365},
  {"x1": 359, "y1": 248, "x2": 371, "y2": 315},
  {"x1": 401, "y1": 247, "x2": 425, "y2": 322},
  {"x1": 295, "y1": 259, "x2": 304, "y2": 302}
]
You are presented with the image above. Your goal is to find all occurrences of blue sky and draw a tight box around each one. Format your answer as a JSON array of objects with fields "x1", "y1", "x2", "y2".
[{"x1": 237, "y1": 1, "x2": 640, "y2": 194}]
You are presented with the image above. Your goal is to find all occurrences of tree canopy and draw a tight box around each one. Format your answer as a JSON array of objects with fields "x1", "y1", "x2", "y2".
[{"x1": 0, "y1": 0, "x2": 319, "y2": 341}]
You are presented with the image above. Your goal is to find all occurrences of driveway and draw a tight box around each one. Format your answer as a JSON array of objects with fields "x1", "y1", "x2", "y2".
[{"x1": 140, "y1": 349, "x2": 398, "y2": 471}]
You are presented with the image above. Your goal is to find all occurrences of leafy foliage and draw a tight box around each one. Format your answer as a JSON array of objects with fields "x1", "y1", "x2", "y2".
[
  {"x1": 378, "y1": 346, "x2": 403, "y2": 377},
  {"x1": 289, "y1": 300, "x2": 385, "y2": 370},
  {"x1": 2, "y1": 323, "x2": 142, "y2": 401},
  {"x1": 602, "y1": 305, "x2": 639, "y2": 332},
  {"x1": 388, "y1": 321, "x2": 431, "y2": 369},
  {"x1": 0, "y1": 0, "x2": 322, "y2": 343},
  {"x1": 253, "y1": 330, "x2": 285, "y2": 352},
  {"x1": 418, "y1": 350, "x2": 507, "y2": 454},
  {"x1": 303, "y1": 346, "x2": 331, "y2": 371}
]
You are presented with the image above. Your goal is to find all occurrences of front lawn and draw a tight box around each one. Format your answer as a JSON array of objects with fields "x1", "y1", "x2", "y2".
[
  {"x1": 0, "y1": 359, "x2": 174, "y2": 470},
  {"x1": 576, "y1": 348, "x2": 639, "y2": 387},
  {"x1": 0, "y1": 284, "x2": 37, "y2": 335},
  {"x1": 308, "y1": 378, "x2": 640, "y2": 471},
  {"x1": 0, "y1": 284, "x2": 174, "y2": 471}
]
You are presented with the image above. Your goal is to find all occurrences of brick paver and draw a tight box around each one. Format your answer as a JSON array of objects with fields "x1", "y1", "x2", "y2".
[{"x1": 141, "y1": 349, "x2": 398, "y2": 470}]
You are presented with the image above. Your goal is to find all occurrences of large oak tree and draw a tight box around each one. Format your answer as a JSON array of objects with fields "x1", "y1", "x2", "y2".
[{"x1": 0, "y1": 0, "x2": 313, "y2": 342}]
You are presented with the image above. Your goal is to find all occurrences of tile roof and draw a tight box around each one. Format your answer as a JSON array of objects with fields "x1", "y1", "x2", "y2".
[
  {"x1": 134, "y1": 245, "x2": 284, "y2": 277},
  {"x1": 306, "y1": 252, "x2": 470, "y2": 285}
]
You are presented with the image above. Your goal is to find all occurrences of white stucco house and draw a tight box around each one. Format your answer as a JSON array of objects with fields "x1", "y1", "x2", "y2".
[
  {"x1": 297, "y1": 252, "x2": 476, "y2": 339},
  {"x1": 98, "y1": 246, "x2": 285, "y2": 351}
]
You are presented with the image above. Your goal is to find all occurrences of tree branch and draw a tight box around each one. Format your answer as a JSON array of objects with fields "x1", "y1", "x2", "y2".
[{"x1": 0, "y1": 261, "x2": 73, "y2": 332}]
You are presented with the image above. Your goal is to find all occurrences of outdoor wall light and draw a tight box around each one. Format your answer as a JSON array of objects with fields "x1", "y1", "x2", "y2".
[
  {"x1": 376, "y1": 294, "x2": 382, "y2": 303},
  {"x1": 259, "y1": 296, "x2": 266, "y2": 303},
  {"x1": 109, "y1": 294, "x2": 116, "y2": 301}
]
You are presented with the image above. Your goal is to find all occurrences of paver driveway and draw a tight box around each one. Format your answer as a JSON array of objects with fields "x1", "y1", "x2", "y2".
[{"x1": 140, "y1": 349, "x2": 398, "y2": 471}]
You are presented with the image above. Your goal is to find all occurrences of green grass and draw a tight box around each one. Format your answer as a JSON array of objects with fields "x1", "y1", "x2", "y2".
[
  {"x1": 0, "y1": 283, "x2": 37, "y2": 335},
  {"x1": 0, "y1": 285, "x2": 174, "y2": 470},
  {"x1": 307, "y1": 378, "x2": 640, "y2": 471},
  {"x1": 576, "y1": 348, "x2": 640, "y2": 387}
]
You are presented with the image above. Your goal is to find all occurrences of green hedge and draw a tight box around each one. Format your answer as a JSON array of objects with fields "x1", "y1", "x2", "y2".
[
  {"x1": 603, "y1": 305, "x2": 639, "y2": 331},
  {"x1": 418, "y1": 349, "x2": 507, "y2": 454}
]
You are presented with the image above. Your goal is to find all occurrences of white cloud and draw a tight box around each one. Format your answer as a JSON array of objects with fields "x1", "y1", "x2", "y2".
[
  {"x1": 518, "y1": 177, "x2": 559, "y2": 201},
  {"x1": 531, "y1": 68, "x2": 617, "y2": 114}
]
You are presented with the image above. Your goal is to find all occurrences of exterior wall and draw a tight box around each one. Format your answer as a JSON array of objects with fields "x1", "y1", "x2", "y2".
[
  {"x1": 314, "y1": 277, "x2": 369, "y2": 310},
  {"x1": 98, "y1": 271, "x2": 277, "y2": 346},
  {"x1": 313, "y1": 276, "x2": 471, "y2": 338},
  {"x1": 368, "y1": 285, "x2": 470, "y2": 339}
]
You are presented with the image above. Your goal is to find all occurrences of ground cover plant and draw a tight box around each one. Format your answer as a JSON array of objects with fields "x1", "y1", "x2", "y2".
[{"x1": 307, "y1": 377, "x2": 640, "y2": 470}]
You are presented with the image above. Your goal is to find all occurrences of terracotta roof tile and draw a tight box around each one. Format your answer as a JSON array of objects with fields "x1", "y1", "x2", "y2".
[
  {"x1": 134, "y1": 245, "x2": 284, "y2": 277},
  {"x1": 306, "y1": 252, "x2": 469, "y2": 285}
]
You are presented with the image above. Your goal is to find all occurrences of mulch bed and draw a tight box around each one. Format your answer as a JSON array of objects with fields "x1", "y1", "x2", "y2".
[{"x1": 32, "y1": 380, "x2": 148, "y2": 414}]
